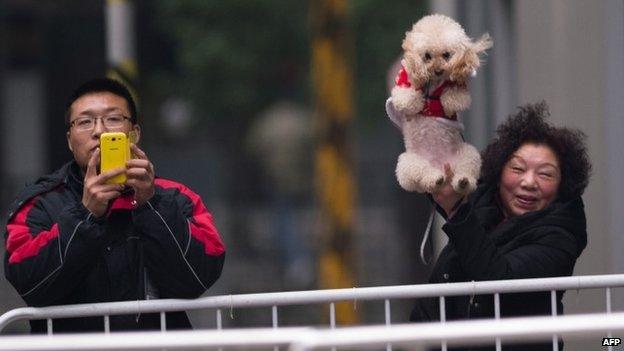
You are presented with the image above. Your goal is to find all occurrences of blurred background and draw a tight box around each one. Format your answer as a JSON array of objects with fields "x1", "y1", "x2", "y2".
[{"x1": 0, "y1": 1, "x2": 622, "y2": 350}]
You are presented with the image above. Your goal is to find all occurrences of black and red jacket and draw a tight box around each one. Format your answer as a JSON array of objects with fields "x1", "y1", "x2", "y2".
[{"x1": 4, "y1": 161, "x2": 225, "y2": 333}]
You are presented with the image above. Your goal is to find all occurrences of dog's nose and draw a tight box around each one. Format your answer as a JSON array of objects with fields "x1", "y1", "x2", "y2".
[{"x1": 435, "y1": 69, "x2": 444, "y2": 76}]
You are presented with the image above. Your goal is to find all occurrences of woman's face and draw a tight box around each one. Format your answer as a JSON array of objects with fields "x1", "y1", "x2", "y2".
[{"x1": 499, "y1": 143, "x2": 561, "y2": 217}]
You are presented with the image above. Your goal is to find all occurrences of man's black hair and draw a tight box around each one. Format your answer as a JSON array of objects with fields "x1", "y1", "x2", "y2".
[{"x1": 65, "y1": 78, "x2": 138, "y2": 125}]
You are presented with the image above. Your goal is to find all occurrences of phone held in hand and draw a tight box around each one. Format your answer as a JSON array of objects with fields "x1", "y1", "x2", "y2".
[{"x1": 100, "y1": 132, "x2": 129, "y2": 184}]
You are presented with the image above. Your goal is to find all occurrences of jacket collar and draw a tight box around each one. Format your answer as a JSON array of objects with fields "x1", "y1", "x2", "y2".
[
  {"x1": 66, "y1": 161, "x2": 85, "y2": 197},
  {"x1": 470, "y1": 183, "x2": 587, "y2": 256}
]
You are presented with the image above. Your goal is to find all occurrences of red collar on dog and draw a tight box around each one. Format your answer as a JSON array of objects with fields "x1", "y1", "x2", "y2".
[
  {"x1": 394, "y1": 67, "x2": 463, "y2": 121},
  {"x1": 419, "y1": 81, "x2": 460, "y2": 121}
]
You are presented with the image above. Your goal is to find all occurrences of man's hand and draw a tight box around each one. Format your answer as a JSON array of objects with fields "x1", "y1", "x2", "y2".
[
  {"x1": 126, "y1": 144, "x2": 155, "y2": 207},
  {"x1": 82, "y1": 148, "x2": 125, "y2": 217},
  {"x1": 431, "y1": 164, "x2": 467, "y2": 219}
]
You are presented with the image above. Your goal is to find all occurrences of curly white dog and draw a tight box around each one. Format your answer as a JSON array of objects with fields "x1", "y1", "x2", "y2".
[{"x1": 386, "y1": 14, "x2": 492, "y2": 194}]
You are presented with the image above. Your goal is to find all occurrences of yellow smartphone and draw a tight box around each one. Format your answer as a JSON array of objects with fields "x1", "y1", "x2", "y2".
[{"x1": 100, "y1": 132, "x2": 129, "y2": 184}]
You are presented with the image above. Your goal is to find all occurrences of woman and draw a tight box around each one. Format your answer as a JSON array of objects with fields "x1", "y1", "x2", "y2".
[{"x1": 410, "y1": 102, "x2": 591, "y2": 350}]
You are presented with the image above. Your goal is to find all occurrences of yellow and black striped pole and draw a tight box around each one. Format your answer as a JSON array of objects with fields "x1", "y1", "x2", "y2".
[
  {"x1": 105, "y1": 0, "x2": 138, "y2": 100},
  {"x1": 310, "y1": 0, "x2": 358, "y2": 324}
]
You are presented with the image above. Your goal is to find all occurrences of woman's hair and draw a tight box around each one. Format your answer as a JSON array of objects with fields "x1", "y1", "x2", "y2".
[{"x1": 481, "y1": 101, "x2": 592, "y2": 201}]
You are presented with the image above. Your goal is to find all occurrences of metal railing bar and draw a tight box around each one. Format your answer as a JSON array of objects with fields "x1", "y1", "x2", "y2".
[
  {"x1": 104, "y1": 315, "x2": 110, "y2": 334},
  {"x1": 2, "y1": 313, "x2": 624, "y2": 351},
  {"x1": 550, "y1": 290, "x2": 558, "y2": 351},
  {"x1": 216, "y1": 309, "x2": 222, "y2": 330},
  {"x1": 272, "y1": 305, "x2": 278, "y2": 329},
  {"x1": 494, "y1": 293, "x2": 501, "y2": 351},
  {"x1": 384, "y1": 299, "x2": 392, "y2": 351},
  {"x1": 216, "y1": 309, "x2": 223, "y2": 351},
  {"x1": 160, "y1": 311, "x2": 166, "y2": 332},
  {"x1": 295, "y1": 312, "x2": 624, "y2": 350},
  {"x1": 0, "y1": 327, "x2": 310, "y2": 351},
  {"x1": 440, "y1": 296, "x2": 447, "y2": 351},
  {"x1": 607, "y1": 287, "x2": 613, "y2": 351},
  {"x1": 2, "y1": 274, "x2": 624, "y2": 333},
  {"x1": 329, "y1": 303, "x2": 335, "y2": 329},
  {"x1": 329, "y1": 303, "x2": 336, "y2": 351},
  {"x1": 272, "y1": 306, "x2": 279, "y2": 351}
]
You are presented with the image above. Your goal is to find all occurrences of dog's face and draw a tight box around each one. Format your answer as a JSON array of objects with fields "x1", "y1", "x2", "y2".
[
  {"x1": 418, "y1": 46, "x2": 457, "y2": 84},
  {"x1": 403, "y1": 38, "x2": 466, "y2": 86},
  {"x1": 402, "y1": 14, "x2": 487, "y2": 85}
]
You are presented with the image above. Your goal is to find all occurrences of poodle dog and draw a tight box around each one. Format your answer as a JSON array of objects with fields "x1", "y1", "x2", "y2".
[{"x1": 386, "y1": 14, "x2": 492, "y2": 194}]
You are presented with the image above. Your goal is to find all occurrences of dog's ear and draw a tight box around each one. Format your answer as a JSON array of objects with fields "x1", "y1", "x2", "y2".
[
  {"x1": 402, "y1": 31, "x2": 429, "y2": 87},
  {"x1": 473, "y1": 33, "x2": 494, "y2": 56},
  {"x1": 449, "y1": 47, "x2": 477, "y2": 82},
  {"x1": 402, "y1": 27, "x2": 426, "y2": 53},
  {"x1": 449, "y1": 34, "x2": 493, "y2": 82},
  {"x1": 403, "y1": 53, "x2": 428, "y2": 87}
]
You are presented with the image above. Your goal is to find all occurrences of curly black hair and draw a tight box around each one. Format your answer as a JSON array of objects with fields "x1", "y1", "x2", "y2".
[{"x1": 481, "y1": 101, "x2": 592, "y2": 202}]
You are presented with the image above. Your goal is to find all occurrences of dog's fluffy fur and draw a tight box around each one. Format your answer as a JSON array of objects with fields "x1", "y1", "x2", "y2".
[{"x1": 387, "y1": 14, "x2": 492, "y2": 194}]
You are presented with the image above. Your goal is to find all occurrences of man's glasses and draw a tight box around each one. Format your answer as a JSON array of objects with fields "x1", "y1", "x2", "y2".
[{"x1": 70, "y1": 114, "x2": 131, "y2": 131}]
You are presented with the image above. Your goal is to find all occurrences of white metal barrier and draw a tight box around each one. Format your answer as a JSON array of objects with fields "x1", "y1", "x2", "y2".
[
  {"x1": 0, "y1": 312, "x2": 623, "y2": 350},
  {"x1": 291, "y1": 312, "x2": 624, "y2": 351},
  {"x1": 1, "y1": 273, "x2": 622, "y2": 335},
  {"x1": 1, "y1": 273, "x2": 623, "y2": 351}
]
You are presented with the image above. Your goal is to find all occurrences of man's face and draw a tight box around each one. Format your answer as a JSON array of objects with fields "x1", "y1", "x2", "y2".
[{"x1": 66, "y1": 92, "x2": 140, "y2": 171}]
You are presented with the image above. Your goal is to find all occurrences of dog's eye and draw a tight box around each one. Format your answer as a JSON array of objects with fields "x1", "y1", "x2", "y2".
[
  {"x1": 442, "y1": 52, "x2": 452, "y2": 60},
  {"x1": 424, "y1": 52, "x2": 432, "y2": 61}
]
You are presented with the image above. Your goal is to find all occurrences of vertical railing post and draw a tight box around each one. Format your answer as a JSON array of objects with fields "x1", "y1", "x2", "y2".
[
  {"x1": 495, "y1": 293, "x2": 501, "y2": 351},
  {"x1": 160, "y1": 311, "x2": 166, "y2": 332},
  {"x1": 607, "y1": 287, "x2": 613, "y2": 351},
  {"x1": 330, "y1": 302, "x2": 336, "y2": 351},
  {"x1": 217, "y1": 308, "x2": 223, "y2": 351},
  {"x1": 551, "y1": 290, "x2": 558, "y2": 351},
  {"x1": 104, "y1": 315, "x2": 110, "y2": 334},
  {"x1": 272, "y1": 305, "x2": 279, "y2": 351},
  {"x1": 385, "y1": 299, "x2": 392, "y2": 351},
  {"x1": 440, "y1": 296, "x2": 447, "y2": 351}
]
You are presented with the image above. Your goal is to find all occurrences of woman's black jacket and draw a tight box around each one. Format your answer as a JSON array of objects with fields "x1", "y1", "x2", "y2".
[{"x1": 410, "y1": 184, "x2": 587, "y2": 351}]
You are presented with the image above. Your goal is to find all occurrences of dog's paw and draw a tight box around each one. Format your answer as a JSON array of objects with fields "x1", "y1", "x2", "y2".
[
  {"x1": 420, "y1": 169, "x2": 446, "y2": 193},
  {"x1": 396, "y1": 153, "x2": 426, "y2": 192},
  {"x1": 452, "y1": 175, "x2": 477, "y2": 195},
  {"x1": 441, "y1": 87, "x2": 470, "y2": 116},
  {"x1": 396, "y1": 171, "x2": 421, "y2": 192},
  {"x1": 391, "y1": 86, "x2": 424, "y2": 115}
]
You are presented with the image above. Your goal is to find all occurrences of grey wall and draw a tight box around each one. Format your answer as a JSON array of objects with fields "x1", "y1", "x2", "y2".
[
  {"x1": 605, "y1": 0, "x2": 624, "y2": 291},
  {"x1": 515, "y1": 0, "x2": 620, "y2": 276}
]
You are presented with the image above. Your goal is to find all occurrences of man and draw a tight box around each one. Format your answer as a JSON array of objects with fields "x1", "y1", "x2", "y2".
[{"x1": 4, "y1": 78, "x2": 225, "y2": 332}]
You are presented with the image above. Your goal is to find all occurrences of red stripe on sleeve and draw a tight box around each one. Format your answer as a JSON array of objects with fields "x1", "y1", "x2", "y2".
[
  {"x1": 6, "y1": 198, "x2": 61, "y2": 264},
  {"x1": 155, "y1": 179, "x2": 225, "y2": 256}
]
